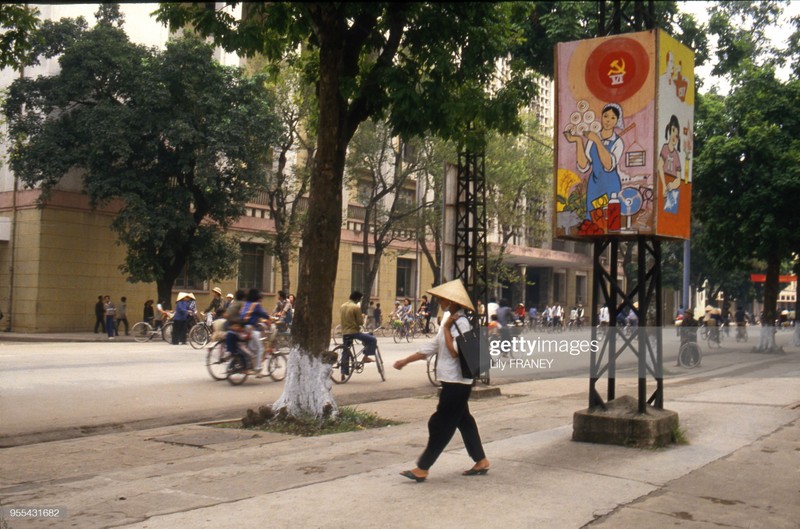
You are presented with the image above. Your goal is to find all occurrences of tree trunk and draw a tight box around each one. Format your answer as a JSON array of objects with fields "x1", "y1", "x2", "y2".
[
  {"x1": 156, "y1": 278, "x2": 175, "y2": 310},
  {"x1": 756, "y1": 256, "x2": 781, "y2": 353},
  {"x1": 271, "y1": 9, "x2": 349, "y2": 418}
]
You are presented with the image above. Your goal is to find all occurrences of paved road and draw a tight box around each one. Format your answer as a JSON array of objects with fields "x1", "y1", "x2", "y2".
[{"x1": 1, "y1": 327, "x2": 794, "y2": 447}]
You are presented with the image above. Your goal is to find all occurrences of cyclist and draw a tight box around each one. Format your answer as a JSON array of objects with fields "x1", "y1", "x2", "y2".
[
  {"x1": 239, "y1": 289, "x2": 271, "y2": 375},
  {"x1": 734, "y1": 306, "x2": 747, "y2": 340},
  {"x1": 338, "y1": 291, "x2": 377, "y2": 379},
  {"x1": 399, "y1": 298, "x2": 414, "y2": 335},
  {"x1": 677, "y1": 307, "x2": 699, "y2": 366},
  {"x1": 418, "y1": 295, "x2": 432, "y2": 334}
]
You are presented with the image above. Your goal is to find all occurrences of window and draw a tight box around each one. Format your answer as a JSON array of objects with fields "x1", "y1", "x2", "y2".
[
  {"x1": 352, "y1": 254, "x2": 378, "y2": 297},
  {"x1": 174, "y1": 263, "x2": 205, "y2": 291},
  {"x1": 553, "y1": 272, "x2": 566, "y2": 304},
  {"x1": 239, "y1": 243, "x2": 274, "y2": 292},
  {"x1": 576, "y1": 274, "x2": 587, "y2": 305},
  {"x1": 396, "y1": 258, "x2": 416, "y2": 297}
]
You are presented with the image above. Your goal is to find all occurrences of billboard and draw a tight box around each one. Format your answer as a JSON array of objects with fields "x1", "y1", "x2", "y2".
[{"x1": 554, "y1": 30, "x2": 694, "y2": 240}]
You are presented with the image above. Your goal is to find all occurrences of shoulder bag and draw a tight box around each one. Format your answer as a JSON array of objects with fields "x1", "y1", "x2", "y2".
[{"x1": 452, "y1": 317, "x2": 489, "y2": 379}]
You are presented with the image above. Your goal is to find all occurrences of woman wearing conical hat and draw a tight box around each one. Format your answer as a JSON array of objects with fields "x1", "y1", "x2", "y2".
[{"x1": 394, "y1": 279, "x2": 490, "y2": 482}]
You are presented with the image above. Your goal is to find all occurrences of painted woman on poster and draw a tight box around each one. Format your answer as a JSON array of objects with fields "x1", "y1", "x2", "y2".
[
  {"x1": 657, "y1": 114, "x2": 691, "y2": 214},
  {"x1": 563, "y1": 103, "x2": 625, "y2": 221}
]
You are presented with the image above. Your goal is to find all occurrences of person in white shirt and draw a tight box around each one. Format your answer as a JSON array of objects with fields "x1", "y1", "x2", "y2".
[{"x1": 394, "y1": 279, "x2": 490, "y2": 482}]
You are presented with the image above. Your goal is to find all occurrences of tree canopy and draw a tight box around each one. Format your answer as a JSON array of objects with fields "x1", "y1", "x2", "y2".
[
  {"x1": 4, "y1": 19, "x2": 282, "y2": 305},
  {"x1": 156, "y1": 2, "x2": 539, "y2": 417},
  {"x1": 692, "y1": 1, "x2": 800, "y2": 346}
]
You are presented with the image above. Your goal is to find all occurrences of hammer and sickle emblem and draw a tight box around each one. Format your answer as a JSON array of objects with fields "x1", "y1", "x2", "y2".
[{"x1": 608, "y1": 58, "x2": 626, "y2": 76}]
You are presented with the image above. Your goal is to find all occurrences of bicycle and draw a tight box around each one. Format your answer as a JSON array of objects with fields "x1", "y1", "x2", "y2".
[
  {"x1": 678, "y1": 340, "x2": 702, "y2": 368},
  {"x1": 206, "y1": 335, "x2": 287, "y2": 385},
  {"x1": 188, "y1": 318, "x2": 213, "y2": 349},
  {"x1": 131, "y1": 320, "x2": 166, "y2": 343},
  {"x1": 735, "y1": 323, "x2": 748, "y2": 342},
  {"x1": 706, "y1": 324, "x2": 721, "y2": 349},
  {"x1": 392, "y1": 319, "x2": 414, "y2": 343},
  {"x1": 412, "y1": 314, "x2": 438, "y2": 337},
  {"x1": 427, "y1": 352, "x2": 440, "y2": 387},
  {"x1": 330, "y1": 334, "x2": 385, "y2": 384}
]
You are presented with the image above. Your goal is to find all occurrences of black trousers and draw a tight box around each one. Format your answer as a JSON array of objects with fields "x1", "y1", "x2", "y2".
[{"x1": 417, "y1": 382, "x2": 486, "y2": 471}]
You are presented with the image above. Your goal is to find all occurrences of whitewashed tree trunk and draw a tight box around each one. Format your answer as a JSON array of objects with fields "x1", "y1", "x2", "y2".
[
  {"x1": 756, "y1": 324, "x2": 778, "y2": 353},
  {"x1": 271, "y1": 346, "x2": 337, "y2": 418}
]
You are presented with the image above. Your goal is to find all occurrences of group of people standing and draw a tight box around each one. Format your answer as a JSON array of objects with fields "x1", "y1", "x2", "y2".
[{"x1": 94, "y1": 295, "x2": 130, "y2": 339}]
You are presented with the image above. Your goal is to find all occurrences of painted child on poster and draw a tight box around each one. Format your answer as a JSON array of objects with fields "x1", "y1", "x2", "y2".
[{"x1": 555, "y1": 30, "x2": 693, "y2": 240}]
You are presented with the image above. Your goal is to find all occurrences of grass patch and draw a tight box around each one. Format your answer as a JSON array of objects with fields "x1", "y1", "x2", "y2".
[
  {"x1": 237, "y1": 405, "x2": 401, "y2": 437},
  {"x1": 671, "y1": 424, "x2": 689, "y2": 445}
]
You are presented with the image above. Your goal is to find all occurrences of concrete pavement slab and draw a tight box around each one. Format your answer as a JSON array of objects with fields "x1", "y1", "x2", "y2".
[{"x1": 1, "y1": 352, "x2": 798, "y2": 529}]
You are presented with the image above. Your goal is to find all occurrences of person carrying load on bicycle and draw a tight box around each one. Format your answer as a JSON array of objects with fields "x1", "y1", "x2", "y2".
[
  {"x1": 239, "y1": 288, "x2": 271, "y2": 375},
  {"x1": 393, "y1": 278, "x2": 490, "y2": 482},
  {"x1": 338, "y1": 291, "x2": 378, "y2": 378}
]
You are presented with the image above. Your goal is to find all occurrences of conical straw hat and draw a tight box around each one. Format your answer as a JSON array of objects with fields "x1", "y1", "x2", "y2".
[{"x1": 426, "y1": 279, "x2": 475, "y2": 312}]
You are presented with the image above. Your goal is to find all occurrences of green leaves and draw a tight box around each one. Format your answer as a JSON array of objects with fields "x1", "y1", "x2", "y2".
[
  {"x1": 693, "y1": 64, "x2": 800, "y2": 293},
  {"x1": 5, "y1": 21, "x2": 282, "y2": 289}
]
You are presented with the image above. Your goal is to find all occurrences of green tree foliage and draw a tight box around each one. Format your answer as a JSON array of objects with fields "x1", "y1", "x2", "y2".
[
  {"x1": 693, "y1": 65, "x2": 800, "y2": 344},
  {"x1": 244, "y1": 54, "x2": 317, "y2": 295},
  {"x1": 155, "y1": 2, "x2": 536, "y2": 352},
  {"x1": 345, "y1": 120, "x2": 430, "y2": 310},
  {"x1": 512, "y1": 1, "x2": 709, "y2": 77},
  {"x1": 485, "y1": 111, "x2": 551, "y2": 292},
  {"x1": 3, "y1": 22, "x2": 282, "y2": 306},
  {"x1": 156, "y1": 2, "x2": 537, "y2": 417},
  {"x1": 0, "y1": 4, "x2": 40, "y2": 70},
  {"x1": 692, "y1": 1, "x2": 800, "y2": 350}
]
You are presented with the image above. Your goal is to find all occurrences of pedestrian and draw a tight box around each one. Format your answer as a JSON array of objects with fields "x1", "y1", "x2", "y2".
[
  {"x1": 94, "y1": 295, "x2": 105, "y2": 333},
  {"x1": 172, "y1": 292, "x2": 193, "y2": 345},
  {"x1": 116, "y1": 296, "x2": 129, "y2": 336},
  {"x1": 103, "y1": 295, "x2": 116, "y2": 339},
  {"x1": 143, "y1": 300, "x2": 155, "y2": 326},
  {"x1": 393, "y1": 278, "x2": 489, "y2": 482}
]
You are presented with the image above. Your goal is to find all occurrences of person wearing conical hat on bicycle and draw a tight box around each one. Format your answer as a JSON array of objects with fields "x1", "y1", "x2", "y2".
[{"x1": 394, "y1": 278, "x2": 490, "y2": 482}]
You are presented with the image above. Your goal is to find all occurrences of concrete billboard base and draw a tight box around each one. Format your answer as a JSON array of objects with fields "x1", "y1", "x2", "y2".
[{"x1": 572, "y1": 395, "x2": 679, "y2": 448}]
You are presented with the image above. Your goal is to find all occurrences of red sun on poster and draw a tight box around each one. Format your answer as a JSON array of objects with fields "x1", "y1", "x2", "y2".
[{"x1": 584, "y1": 37, "x2": 649, "y2": 103}]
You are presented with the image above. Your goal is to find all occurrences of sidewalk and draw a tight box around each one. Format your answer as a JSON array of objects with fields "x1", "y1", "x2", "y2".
[
  {"x1": 0, "y1": 331, "x2": 142, "y2": 343},
  {"x1": 1, "y1": 348, "x2": 798, "y2": 529}
]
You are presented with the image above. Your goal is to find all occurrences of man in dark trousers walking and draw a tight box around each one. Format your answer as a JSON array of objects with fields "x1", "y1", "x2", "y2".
[{"x1": 94, "y1": 295, "x2": 105, "y2": 333}]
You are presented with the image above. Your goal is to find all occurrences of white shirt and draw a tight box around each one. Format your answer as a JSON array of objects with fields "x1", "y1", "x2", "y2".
[
  {"x1": 419, "y1": 309, "x2": 473, "y2": 385},
  {"x1": 599, "y1": 306, "x2": 610, "y2": 323},
  {"x1": 487, "y1": 302, "x2": 499, "y2": 320}
]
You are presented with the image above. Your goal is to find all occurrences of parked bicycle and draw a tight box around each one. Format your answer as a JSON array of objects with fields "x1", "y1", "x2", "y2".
[
  {"x1": 330, "y1": 334, "x2": 385, "y2": 384},
  {"x1": 188, "y1": 315, "x2": 213, "y2": 349},
  {"x1": 132, "y1": 319, "x2": 172, "y2": 343}
]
